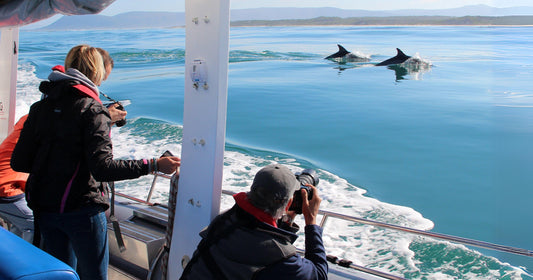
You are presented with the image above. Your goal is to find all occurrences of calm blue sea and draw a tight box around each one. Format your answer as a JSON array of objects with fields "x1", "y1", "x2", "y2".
[{"x1": 16, "y1": 26, "x2": 533, "y2": 279}]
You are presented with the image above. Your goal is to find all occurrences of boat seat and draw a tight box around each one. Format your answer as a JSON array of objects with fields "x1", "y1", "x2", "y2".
[
  {"x1": 0, "y1": 227, "x2": 79, "y2": 280},
  {"x1": 133, "y1": 204, "x2": 168, "y2": 228}
]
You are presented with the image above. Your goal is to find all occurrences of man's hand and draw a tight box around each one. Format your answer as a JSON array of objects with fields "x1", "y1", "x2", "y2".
[{"x1": 301, "y1": 185, "x2": 321, "y2": 226}]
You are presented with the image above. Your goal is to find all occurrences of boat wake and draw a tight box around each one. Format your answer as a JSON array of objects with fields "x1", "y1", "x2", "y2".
[
  {"x1": 110, "y1": 119, "x2": 527, "y2": 279},
  {"x1": 15, "y1": 62, "x2": 528, "y2": 280}
]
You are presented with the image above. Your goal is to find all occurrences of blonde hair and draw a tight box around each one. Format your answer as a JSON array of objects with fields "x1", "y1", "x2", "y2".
[{"x1": 64, "y1": 45, "x2": 105, "y2": 85}]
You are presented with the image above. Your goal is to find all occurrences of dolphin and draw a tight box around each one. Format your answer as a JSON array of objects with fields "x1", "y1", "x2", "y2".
[
  {"x1": 385, "y1": 53, "x2": 433, "y2": 81},
  {"x1": 376, "y1": 48, "x2": 411, "y2": 66},
  {"x1": 325, "y1": 44, "x2": 370, "y2": 62}
]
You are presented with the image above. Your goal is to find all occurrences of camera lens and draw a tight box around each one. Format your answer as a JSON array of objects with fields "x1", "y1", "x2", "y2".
[
  {"x1": 289, "y1": 169, "x2": 319, "y2": 214},
  {"x1": 115, "y1": 119, "x2": 126, "y2": 127},
  {"x1": 297, "y1": 169, "x2": 319, "y2": 187}
]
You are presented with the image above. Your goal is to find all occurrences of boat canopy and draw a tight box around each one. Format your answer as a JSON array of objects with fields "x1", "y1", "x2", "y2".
[{"x1": 0, "y1": 0, "x2": 116, "y2": 27}]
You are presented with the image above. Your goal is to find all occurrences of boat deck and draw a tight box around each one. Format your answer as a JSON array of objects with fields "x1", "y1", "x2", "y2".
[{"x1": 109, "y1": 265, "x2": 139, "y2": 280}]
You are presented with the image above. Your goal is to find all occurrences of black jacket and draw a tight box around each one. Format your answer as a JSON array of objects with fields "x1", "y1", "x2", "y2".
[{"x1": 11, "y1": 68, "x2": 149, "y2": 213}]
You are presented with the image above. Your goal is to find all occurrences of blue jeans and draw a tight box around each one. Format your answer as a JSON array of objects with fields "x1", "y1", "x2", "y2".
[{"x1": 37, "y1": 206, "x2": 108, "y2": 280}]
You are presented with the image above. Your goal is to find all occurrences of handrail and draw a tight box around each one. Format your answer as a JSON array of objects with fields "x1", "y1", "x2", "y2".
[
  {"x1": 115, "y1": 172, "x2": 172, "y2": 205},
  {"x1": 318, "y1": 209, "x2": 533, "y2": 257},
  {"x1": 146, "y1": 173, "x2": 173, "y2": 203},
  {"x1": 294, "y1": 248, "x2": 407, "y2": 280},
  {"x1": 223, "y1": 189, "x2": 533, "y2": 257},
  {"x1": 118, "y1": 176, "x2": 533, "y2": 280}
]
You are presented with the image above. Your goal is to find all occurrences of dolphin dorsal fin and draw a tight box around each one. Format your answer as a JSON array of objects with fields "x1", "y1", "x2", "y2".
[
  {"x1": 396, "y1": 48, "x2": 409, "y2": 58},
  {"x1": 325, "y1": 44, "x2": 350, "y2": 59},
  {"x1": 337, "y1": 44, "x2": 349, "y2": 56},
  {"x1": 338, "y1": 44, "x2": 347, "y2": 52}
]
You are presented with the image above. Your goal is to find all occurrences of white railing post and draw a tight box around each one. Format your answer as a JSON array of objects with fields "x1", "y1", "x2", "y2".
[
  {"x1": 0, "y1": 27, "x2": 19, "y2": 141},
  {"x1": 167, "y1": 0, "x2": 230, "y2": 279}
]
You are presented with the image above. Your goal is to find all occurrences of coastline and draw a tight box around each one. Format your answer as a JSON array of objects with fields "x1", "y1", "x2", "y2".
[
  {"x1": 230, "y1": 24, "x2": 533, "y2": 27},
  {"x1": 31, "y1": 15, "x2": 533, "y2": 31},
  {"x1": 29, "y1": 24, "x2": 533, "y2": 32},
  {"x1": 231, "y1": 15, "x2": 533, "y2": 27}
]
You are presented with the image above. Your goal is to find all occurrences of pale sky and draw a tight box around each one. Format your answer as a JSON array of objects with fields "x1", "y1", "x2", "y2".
[{"x1": 101, "y1": 0, "x2": 533, "y2": 15}]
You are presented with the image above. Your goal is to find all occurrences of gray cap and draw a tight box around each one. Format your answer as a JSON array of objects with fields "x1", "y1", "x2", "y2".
[{"x1": 248, "y1": 164, "x2": 300, "y2": 211}]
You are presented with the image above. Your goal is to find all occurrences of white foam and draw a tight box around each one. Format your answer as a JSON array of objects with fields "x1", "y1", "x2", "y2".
[
  {"x1": 114, "y1": 131, "x2": 439, "y2": 274},
  {"x1": 110, "y1": 120, "x2": 183, "y2": 200},
  {"x1": 120, "y1": 131, "x2": 527, "y2": 278},
  {"x1": 109, "y1": 125, "x2": 530, "y2": 278},
  {"x1": 15, "y1": 63, "x2": 42, "y2": 120},
  {"x1": 399, "y1": 54, "x2": 433, "y2": 80},
  {"x1": 109, "y1": 125, "x2": 438, "y2": 271}
]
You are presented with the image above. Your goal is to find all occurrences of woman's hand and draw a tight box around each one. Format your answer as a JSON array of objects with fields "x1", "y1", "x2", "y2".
[
  {"x1": 156, "y1": 156, "x2": 181, "y2": 174},
  {"x1": 108, "y1": 103, "x2": 127, "y2": 125}
]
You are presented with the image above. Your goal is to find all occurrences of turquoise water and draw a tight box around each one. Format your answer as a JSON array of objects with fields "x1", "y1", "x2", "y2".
[{"x1": 16, "y1": 26, "x2": 533, "y2": 279}]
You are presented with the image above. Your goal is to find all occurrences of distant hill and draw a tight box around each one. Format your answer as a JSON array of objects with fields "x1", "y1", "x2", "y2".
[
  {"x1": 230, "y1": 5, "x2": 533, "y2": 20},
  {"x1": 39, "y1": 12, "x2": 185, "y2": 30},
  {"x1": 37, "y1": 5, "x2": 533, "y2": 30},
  {"x1": 232, "y1": 16, "x2": 533, "y2": 27}
]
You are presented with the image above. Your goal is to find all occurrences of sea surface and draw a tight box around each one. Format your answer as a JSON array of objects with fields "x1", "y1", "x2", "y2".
[{"x1": 15, "y1": 26, "x2": 533, "y2": 279}]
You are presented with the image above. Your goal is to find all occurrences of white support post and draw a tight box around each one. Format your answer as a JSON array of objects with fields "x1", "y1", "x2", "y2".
[
  {"x1": 0, "y1": 27, "x2": 19, "y2": 141},
  {"x1": 167, "y1": 0, "x2": 230, "y2": 279}
]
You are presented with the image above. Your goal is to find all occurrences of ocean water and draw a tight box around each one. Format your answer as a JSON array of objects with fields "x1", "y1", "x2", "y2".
[{"x1": 15, "y1": 26, "x2": 533, "y2": 279}]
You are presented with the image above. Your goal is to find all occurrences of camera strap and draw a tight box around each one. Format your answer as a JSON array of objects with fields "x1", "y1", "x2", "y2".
[
  {"x1": 108, "y1": 181, "x2": 126, "y2": 252},
  {"x1": 100, "y1": 91, "x2": 119, "y2": 103}
]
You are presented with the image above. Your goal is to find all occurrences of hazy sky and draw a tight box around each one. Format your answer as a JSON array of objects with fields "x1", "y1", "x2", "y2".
[{"x1": 101, "y1": 0, "x2": 533, "y2": 15}]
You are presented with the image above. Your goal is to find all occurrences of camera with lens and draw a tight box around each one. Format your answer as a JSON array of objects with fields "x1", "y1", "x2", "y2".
[
  {"x1": 114, "y1": 103, "x2": 127, "y2": 127},
  {"x1": 106, "y1": 102, "x2": 126, "y2": 127},
  {"x1": 101, "y1": 91, "x2": 127, "y2": 127},
  {"x1": 289, "y1": 168, "x2": 319, "y2": 214}
]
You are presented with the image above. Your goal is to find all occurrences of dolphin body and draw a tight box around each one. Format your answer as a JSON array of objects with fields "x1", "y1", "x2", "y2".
[
  {"x1": 325, "y1": 44, "x2": 370, "y2": 62},
  {"x1": 376, "y1": 48, "x2": 411, "y2": 66}
]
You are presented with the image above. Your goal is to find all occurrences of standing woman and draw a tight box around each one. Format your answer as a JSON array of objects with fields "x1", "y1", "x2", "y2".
[{"x1": 11, "y1": 45, "x2": 180, "y2": 279}]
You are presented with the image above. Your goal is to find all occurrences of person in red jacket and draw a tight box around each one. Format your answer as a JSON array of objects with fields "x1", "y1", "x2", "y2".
[{"x1": 0, "y1": 114, "x2": 33, "y2": 243}]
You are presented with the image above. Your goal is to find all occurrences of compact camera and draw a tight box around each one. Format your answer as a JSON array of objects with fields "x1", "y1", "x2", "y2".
[
  {"x1": 112, "y1": 102, "x2": 127, "y2": 127},
  {"x1": 289, "y1": 169, "x2": 319, "y2": 214},
  {"x1": 104, "y1": 101, "x2": 126, "y2": 127},
  {"x1": 102, "y1": 91, "x2": 127, "y2": 127}
]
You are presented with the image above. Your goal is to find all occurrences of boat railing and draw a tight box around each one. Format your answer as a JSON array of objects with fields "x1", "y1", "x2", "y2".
[
  {"x1": 115, "y1": 172, "x2": 533, "y2": 280},
  {"x1": 115, "y1": 173, "x2": 173, "y2": 206},
  {"x1": 317, "y1": 209, "x2": 533, "y2": 257}
]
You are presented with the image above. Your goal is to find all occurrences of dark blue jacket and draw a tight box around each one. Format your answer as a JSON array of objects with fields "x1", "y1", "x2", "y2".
[
  {"x1": 255, "y1": 224, "x2": 328, "y2": 280},
  {"x1": 180, "y1": 203, "x2": 328, "y2": 280}
]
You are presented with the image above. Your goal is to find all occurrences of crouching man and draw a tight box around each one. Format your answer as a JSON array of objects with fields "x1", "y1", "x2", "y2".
[{"x1": 180, "y1": 164, "x2": 328, "y2": 280}]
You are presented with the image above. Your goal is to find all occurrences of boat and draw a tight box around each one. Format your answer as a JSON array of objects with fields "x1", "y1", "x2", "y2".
[{"x1": 1, "y1": 1, "x2": 532, "y2": 280}]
